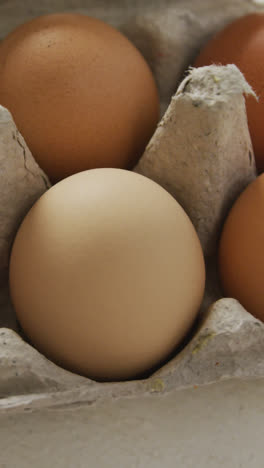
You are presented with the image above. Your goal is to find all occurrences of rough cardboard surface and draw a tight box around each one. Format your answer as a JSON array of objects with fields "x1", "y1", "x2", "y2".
[
  {"x1": 135, "y1": 65, "x2": 257, "y2": 256},
  {"x1": 2, "y1": 298, "x2": 264, "y2": 413},
  {"x1": 0, "y1": 0, "x2": 264, "y2": 414},
  {"x1": 0, "y1": 328, "x2": 89, "y2": 399},
  {"x1": 0, "y1": 107, "x2": 50, "y2": 332},
  {"x1": 0, "y1": 107, "x2": 50, "y2": 276}
]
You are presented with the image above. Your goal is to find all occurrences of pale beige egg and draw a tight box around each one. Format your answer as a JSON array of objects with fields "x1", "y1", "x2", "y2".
[{"x1": 9, "y1": 169, "x2": 205, "y2": 381}]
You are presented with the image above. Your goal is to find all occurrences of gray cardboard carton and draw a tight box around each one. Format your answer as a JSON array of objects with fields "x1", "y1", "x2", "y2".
[{"x1": 0, "y1": 0, "x2": 264, "y2": 416}]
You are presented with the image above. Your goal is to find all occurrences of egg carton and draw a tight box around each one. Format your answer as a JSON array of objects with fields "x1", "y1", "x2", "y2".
[{"x1": 0, "y1": 0, "x2": 264, "y2": 414}]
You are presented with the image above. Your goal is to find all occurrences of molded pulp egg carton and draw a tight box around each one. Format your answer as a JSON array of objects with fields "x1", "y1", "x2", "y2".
[{"x1": 1, "y1": 0, "x2": 264, "y2": 414}]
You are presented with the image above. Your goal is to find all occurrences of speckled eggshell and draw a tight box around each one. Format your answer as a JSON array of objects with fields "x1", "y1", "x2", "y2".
[{"x1": 0, "y1": 13, "x2": 159, "y2": 182}]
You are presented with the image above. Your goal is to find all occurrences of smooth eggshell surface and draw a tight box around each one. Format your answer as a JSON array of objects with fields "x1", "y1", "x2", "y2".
[
  {"x1": 219, "y1": 174, "x2": 264, "y2": 322},
  {"x1": 194, "y1": 13, "x2": 264, "y2": 172},
  {"x1": 9, "y1": 169, "x2": 205, "y2": 381},
  {"x1": 0, "y1": 13, "x2": 159, "y2": 182}
]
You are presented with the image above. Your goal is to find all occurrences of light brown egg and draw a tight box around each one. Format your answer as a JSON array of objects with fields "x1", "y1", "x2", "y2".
[
  {"x1": 219, "y1": 174, "x2": 264, "y2": 321},
  {"x1": 9, "y1": 169, "x2": 205, "y2": 381},
  {"x1": 0, "y1": 13, "x2": 159, "y2": 182}
]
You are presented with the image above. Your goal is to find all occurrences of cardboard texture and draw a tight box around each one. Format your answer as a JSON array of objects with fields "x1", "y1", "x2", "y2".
[{"x1": 0, "y1": 0, "x2": 264, "y2": 414}]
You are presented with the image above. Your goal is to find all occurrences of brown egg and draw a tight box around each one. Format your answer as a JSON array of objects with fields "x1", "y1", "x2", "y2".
[
  {"x1": 9, "y1": 169, "x2": 205, "y2": 381},
  {"x1": 0, "y1": 13, "x2": 159, "y2": 182},
  {"x1": 193, "y1": 14, "x2": 264, "y2": 172},
  {"x1": 219, "y1": 174, "x2": 264, "y2": 321}
]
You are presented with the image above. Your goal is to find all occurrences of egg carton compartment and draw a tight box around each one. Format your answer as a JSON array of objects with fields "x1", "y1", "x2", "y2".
[{"x1": 0, "y1": 0, "x2": 264, "y2": 414}]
